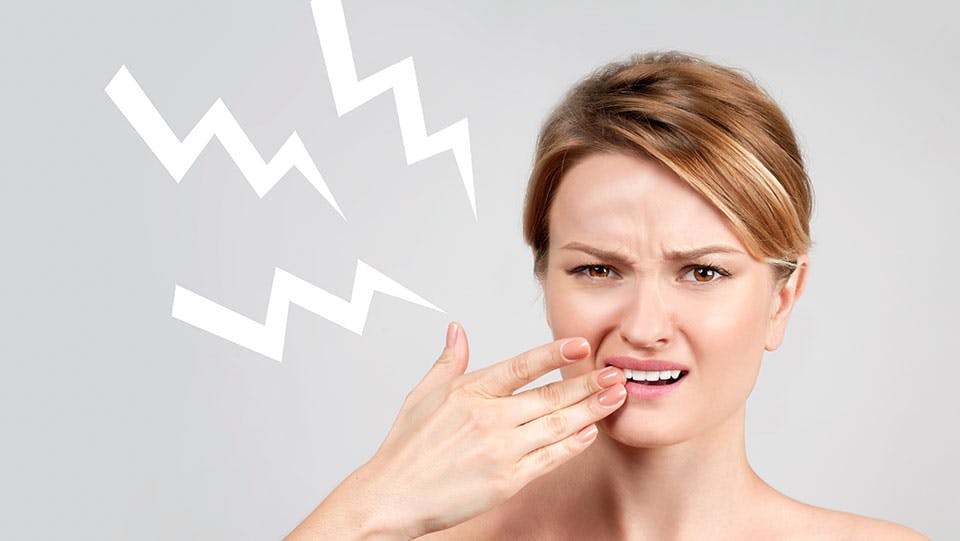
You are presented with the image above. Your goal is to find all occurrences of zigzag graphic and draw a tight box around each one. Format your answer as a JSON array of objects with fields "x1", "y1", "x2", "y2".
[
  {"x1": 105, "y1": 65, "x2": 345, "y2": 219},
  {"x1": 311, "y1": 0, "x2": 476, "y2": 219},
  {"x1": 171, "y1": 259, "x2": 443, "y2": 361}
]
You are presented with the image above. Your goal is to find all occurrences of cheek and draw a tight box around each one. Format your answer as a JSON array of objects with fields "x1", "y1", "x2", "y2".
[
  {"x1": 547, "y1": 285, "x2": 624, "y2": 379},
  {"x1": 546, "y1": 285, "x2": 623, "y2": 337},
  {"x1": 686, "y1": 295, "x2": 765, "y2": 344},
  {"x1": 546, "y1": 280, "x2": 772, "y2": 382},
  {"x1": 683, "y1": 291, "x2": 770, "y2": 391}
]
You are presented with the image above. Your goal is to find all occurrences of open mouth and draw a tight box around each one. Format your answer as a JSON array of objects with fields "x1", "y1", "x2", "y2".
[{"x1": 622, "y1": 369, "x2": 689, "y2": 386}]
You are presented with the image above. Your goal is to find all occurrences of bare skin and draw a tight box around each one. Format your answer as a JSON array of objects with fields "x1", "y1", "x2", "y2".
[
  {"x1": 287, "y1": 150, "x2": 928, "y2": 541},
  {"x1": 420, "y1": 151, "x2": 928, "y2": 541},
  {"x1": 285, "y1": 325, "x2": 630, "y2": 540},
  {"x1": 419, "y1": 411, "x2": 926, "y2": 540}
]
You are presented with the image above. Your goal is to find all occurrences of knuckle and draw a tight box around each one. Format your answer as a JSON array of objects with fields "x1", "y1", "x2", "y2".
[
  {"x1": 583, "y1": 372, "x2": 602, "y2": 395},
  {"x1": 509, "y1": 355, "x2": 533, "y2": 383},
  {"x1": 544, "y1": 412, "x2": 567, "y2": 438},
  {"x1": 536, "y1": 382, "x2": 564, "y2": 410},
  {"x1": 535, "y1": 445, "x2": 555, "y2": 468}
]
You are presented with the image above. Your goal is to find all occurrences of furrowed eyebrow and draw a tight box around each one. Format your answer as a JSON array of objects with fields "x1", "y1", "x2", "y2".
[
  {"x1": 662, "y1": 245, "x2": 746, "y2": 260},
  {"x1": 560, "y1": 242, "x2": 635, "y2": 265},
  {"x1": 560, "y1": 241, "x2": 746, "y2": 263}
]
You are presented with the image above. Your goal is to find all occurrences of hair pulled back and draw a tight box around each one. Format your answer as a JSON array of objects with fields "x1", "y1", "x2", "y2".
[{"x1": 522, "y1": 51, "x2": 814, "y2": 285}]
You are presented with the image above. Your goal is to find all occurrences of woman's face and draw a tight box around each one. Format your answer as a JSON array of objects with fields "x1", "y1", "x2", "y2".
[{"x1": 540, "y1": 151, "x2": 807, "y2": 447}]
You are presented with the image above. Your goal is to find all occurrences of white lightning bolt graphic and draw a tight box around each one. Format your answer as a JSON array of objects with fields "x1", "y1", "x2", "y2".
[
  {"x1": 311, "y1": 0, "x2": 477, "y2": 219},
  {"x1": 171, "y1": 260, "x2": 443, "y2": 361},
  {"x1": 105, "y1": 65, "x2": 345, "y2": 220}
]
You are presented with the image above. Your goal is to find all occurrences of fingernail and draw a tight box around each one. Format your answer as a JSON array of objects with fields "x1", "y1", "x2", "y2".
[
  {"x1": 560, "y1": 338, "x2": 589, "y2": 362},
  {"x1": 446, "y1": 322, "x2": 459, "y2": 348},
  {"x1": 598, "y1": 385, "x2": 626, "y2": 406},
  {"x1": 598, "y1": 367, "x2": 622, "y2": 387}
]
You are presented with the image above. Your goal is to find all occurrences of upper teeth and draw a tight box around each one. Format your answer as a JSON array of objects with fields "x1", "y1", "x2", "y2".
[{"x1": 622, "y1": 368, "x2": 682, "y2": 381}]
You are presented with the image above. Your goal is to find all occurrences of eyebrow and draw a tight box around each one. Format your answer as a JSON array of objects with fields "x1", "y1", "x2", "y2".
[{"x1": 560, "y1": 241, "x2": 746, "y2": 264}]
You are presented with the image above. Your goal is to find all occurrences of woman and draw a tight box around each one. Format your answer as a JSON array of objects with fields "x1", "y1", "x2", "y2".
[{"x1": 287, "y1": 52, "x2": 927, "y2": 540}]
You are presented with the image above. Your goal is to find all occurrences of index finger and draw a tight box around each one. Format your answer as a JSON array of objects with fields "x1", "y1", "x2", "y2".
[{"x1": 466, "y1": 338, "x2": 590, "y2": 398}]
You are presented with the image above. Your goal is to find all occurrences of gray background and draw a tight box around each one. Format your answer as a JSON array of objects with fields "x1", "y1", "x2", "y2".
[{"x1": 1, "y1": 0, "x2": 955, "y2": 539}]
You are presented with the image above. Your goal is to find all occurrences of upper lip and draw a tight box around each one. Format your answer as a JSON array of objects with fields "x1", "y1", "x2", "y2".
[{"x1": 603, "y1": 357, "x2": 690, "y2": 372}]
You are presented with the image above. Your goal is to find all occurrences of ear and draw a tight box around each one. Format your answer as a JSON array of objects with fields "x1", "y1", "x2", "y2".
[{"x1": 764, "y1": 253, "x2": 809, "y2": 352}]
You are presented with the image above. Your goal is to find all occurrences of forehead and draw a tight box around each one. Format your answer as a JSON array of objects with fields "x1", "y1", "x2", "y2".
[{"x1": 548, "y1": 152, "x2": 743, "y2": 253}]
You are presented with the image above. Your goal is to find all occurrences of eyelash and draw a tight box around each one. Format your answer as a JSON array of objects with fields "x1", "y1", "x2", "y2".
[{"x1": 565, "y1": 262, "x2": 732, "y2": 284}]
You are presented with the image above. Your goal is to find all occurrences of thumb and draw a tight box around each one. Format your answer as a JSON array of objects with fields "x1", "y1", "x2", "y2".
[
  {"x1": 435, "y1": 321, "x2": 468, "y2": 377},
  {"x1": 402, "y1": 322, "x2": 469, "y2": 409},
  {"x1": 391, "y1": 323, "x2": 469, "y2": 433}
]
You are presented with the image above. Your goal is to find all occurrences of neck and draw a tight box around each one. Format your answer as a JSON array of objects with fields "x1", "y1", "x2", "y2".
[{"x1": 555, "y1": 404, "x2": 767, "y2": 539}]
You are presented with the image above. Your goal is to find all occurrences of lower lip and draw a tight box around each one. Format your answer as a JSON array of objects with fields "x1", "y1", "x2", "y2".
[{"x1": 624, "y1": 375, "x2": 687, "y2": 400}]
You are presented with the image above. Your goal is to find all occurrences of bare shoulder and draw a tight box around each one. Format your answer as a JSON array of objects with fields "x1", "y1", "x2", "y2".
[
  {"x1": 778, "y1": 500, "x2": 929, "y2": 541},
  {"x1": 823, "y1": 509, "x2": 928, "y2": 541}
]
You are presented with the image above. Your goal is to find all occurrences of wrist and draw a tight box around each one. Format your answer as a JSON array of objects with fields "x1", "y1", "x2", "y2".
[
  {"x1": 286, "y1": 496, "x2": 410, "y2": 541},
  {"x1": 341, "y1": 492, "x2": 412, "y2": 541},
  {"x1": 287, "y1": 462, "x2": 416, "y2": 541},
  {"x1": 345, "y1": 460, "x2": 419, "y2": 540}
]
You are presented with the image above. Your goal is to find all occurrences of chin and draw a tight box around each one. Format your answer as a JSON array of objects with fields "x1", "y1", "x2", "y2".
[{"x1": 598, "y1": 408, "x2": 691, "y2": 448}]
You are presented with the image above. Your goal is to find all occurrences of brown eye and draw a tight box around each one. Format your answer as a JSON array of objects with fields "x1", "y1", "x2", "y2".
[
  {"x1": 682, "y1": 265, "x2": 730, "y2": 284},
  {"x1": 567, "y1": 264, "x2": 619, "y2": 281},
  {"x1": 587, "y1": 265, "x2": 610, "y2": 278},
  {"x1": 693, "y1": 267, "x2": 715, "y2": 282}
]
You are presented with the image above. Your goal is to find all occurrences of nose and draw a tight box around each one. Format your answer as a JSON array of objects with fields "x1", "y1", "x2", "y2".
[{"x1": 618, "y1": 277, "x2": 675, "y2": 350}]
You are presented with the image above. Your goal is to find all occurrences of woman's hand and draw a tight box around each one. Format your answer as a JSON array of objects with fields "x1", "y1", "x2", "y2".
[{"x1": 344, "y1": 322, "x2": 627, "y2": 539}]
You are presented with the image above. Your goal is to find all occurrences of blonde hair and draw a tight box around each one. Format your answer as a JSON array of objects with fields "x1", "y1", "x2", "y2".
[{"x1": 522, "y1": 51, "x2": 813, "y2": 285}]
